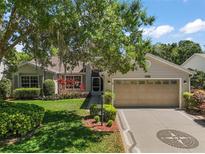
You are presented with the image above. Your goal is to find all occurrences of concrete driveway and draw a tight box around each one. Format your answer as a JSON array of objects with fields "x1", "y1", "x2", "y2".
[{"x1": 118, "y1": 108, "x2": 205, "y2": 153}]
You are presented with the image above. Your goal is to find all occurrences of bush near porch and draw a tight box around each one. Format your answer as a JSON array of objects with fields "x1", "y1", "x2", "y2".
[
  {"x1": 14, "y1": 88, "x2": 41, "y2": 100},
  {"x1": 43, "y1": 79, "x2": 55, "y2": 96}
]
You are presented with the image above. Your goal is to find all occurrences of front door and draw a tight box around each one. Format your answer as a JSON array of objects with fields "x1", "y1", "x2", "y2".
[{"x1": 92, "y1": 77, "x2": 101, "y2": 94}]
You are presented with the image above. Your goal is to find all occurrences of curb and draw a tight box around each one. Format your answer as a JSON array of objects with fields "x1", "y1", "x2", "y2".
[{"x1": 117, "y1": 110, "x2": 141, "y2": 153}]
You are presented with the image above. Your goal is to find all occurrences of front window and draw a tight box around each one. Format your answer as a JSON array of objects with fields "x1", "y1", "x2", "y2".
[
  {"x1": 66, "y1": 75, "x2": 82, "y2": 90},
  {"x1": 21, "y1": 76, "x2": 39, "y2": 88}
]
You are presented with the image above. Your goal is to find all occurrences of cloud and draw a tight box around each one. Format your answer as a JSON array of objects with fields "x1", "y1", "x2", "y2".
[
  {"x1": 185, "y1": 37, "x2": 193, "y2": 41},
  {"x1": 143, "y1": 25, "x2": 174, "y2": 38},
  {"x1": 180, "y1": 19, "x2": 205, "y2": 34}
]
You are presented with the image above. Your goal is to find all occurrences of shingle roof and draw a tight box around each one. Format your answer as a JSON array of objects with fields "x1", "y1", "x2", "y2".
[
  {"x1": 21, "y1": 57, "x2": 85, "y2": 74},
  {"x1": 182, "y1": 53, "x2": 205, "y2": 66}
]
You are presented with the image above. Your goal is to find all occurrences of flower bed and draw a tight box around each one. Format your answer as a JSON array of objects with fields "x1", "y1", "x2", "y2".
[{"x1": 83, "y1": 116, "x2": 119, "y2": 132}]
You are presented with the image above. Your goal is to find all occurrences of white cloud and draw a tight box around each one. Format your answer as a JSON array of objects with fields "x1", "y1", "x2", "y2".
[
  {"x1": 143, "y1": 25, "x2": 174, "y2": 38},
  {"x1": 185, "y1": 37, "x2": 193, "y2": 41},
  {"x1": 180, "y1": 19, "x2": 205, "y2": 34}
]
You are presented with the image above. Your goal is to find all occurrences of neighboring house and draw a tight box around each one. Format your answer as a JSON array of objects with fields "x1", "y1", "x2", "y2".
[
  {"x1": 13, "y1": 53, "x2": 192, "y2": 108},
  {"x1": 182, "y1": 53, "x2": 205, "y2": 72}
]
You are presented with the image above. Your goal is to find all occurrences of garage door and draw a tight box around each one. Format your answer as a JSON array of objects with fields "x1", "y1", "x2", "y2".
[{"x1": 114, "y1": 79, "x2": 179, "y2": 107}]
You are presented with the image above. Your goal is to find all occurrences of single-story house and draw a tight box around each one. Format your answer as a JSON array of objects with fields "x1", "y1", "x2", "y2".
[
  {"x1": 182, "y1": 53, "x2": 205, "y2": 72},
  {"x1": 13, "y1": 53, "x2": 193, "y2": 108}
]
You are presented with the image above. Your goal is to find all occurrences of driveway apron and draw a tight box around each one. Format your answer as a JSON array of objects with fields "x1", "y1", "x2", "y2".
[{"x1": 118, "y1": 108, "x2": 205, "y2": 153}]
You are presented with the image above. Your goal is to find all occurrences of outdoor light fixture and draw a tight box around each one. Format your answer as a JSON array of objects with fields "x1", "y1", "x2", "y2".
[{"x1": 184, "y1": 80, "x2": 187, "y2": 84}]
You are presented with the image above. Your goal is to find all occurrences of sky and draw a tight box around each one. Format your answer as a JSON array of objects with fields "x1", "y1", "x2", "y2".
[{"x1": 137, "y1": 0, "x2": 205, "y2": 49}]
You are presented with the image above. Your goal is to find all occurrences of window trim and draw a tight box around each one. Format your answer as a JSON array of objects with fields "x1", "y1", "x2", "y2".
[
  {"x1": 20, "y1": 75, "x2": 39, "y2": 88},
  {"x1": 65, "y1": 75, "x2": 83, "y2": 90}
]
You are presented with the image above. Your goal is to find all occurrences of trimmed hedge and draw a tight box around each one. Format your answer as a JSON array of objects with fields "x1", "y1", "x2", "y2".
[
  {"x1": 103, "y1": 104, "x2": 117, "y2": 122},
  {"x1": 0, "y1": 101, "x2": 45, "y2": 139},
  {"x1": 42, "y1": 92, "x2": 90, "y2": 100},
  {"x1": 43, "y1": 79, "x2": 55, "y2": 96},
  {"x1": 14, "y1": 88, "x2": 41, "y2": 99},
  {"x1": 90, "y1": 104, "x2": 117, "y2": 122},
  {"x1": 0, "y1": 78, "x2": 11, "y2": 99}
]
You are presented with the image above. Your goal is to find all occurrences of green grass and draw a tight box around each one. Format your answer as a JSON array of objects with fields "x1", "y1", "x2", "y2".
[{"x1": 0, "y1": 99, "x2": 124, "y2": 153}]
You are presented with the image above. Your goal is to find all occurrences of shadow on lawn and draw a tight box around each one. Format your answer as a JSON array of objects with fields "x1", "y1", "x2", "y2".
[{"x1": 0, "y1": 110, "x2": 109, "y2": 153}]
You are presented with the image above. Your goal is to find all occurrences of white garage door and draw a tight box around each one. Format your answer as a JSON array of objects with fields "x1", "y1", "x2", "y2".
[{"x1": 114, "y1": 79, "x2": 179, "y2": 107}]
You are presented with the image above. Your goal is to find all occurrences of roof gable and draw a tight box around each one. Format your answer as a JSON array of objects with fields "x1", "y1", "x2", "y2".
[
  {"x1": 182, "y1": 53, "x2": 205, "y2": 66},
  {"x1": 146, "y1": 53, "x2": 193, "y2": 75}
]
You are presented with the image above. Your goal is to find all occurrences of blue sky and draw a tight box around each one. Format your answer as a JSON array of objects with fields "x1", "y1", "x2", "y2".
[{"x1": 122, "y1": 0, "x2": 205, "y2": 49}]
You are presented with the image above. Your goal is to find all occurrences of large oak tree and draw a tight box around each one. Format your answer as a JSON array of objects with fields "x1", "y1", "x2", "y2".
[{"x1": 0, "y1": 0, "x2": 154, "y2": 74}]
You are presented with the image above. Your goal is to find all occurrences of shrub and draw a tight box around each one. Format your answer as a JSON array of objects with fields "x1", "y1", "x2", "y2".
[
  {"x1": 103, "y1": 104, "x2": 117, "y2": 122},
  {"x1": 0, "y1": 101, "x2": 45, "y2": 139},
  {"x1": 14, "y1": 88, "x2": 41, "y2": 99},
  {"x1": 106, "y1": 120, "x2": 113, "y2": 127},
  {"x1": 90, "y1": 104, "x2": 117, "y2": 122},
  {"x1": 43, "y1": 79, "x2": 55, "y2": 96},
  {"x1": 183, "y1": 92, "x2": 198, "y2": 108},
  {"x1": 191, "y1": 70, "x2": 205, "y2": 89},
  {"x1": 42, "y1": 92, "x2": 90, "y2": 100},
  {"x1": 103, "y1": 91, "x2": 114, "y2": 104},
  {"x1": 193, "y1": 90, "x2": 205, "y2": 104},
  {"x1": 0, "y1": 78, "x2": 11, "y2": 99},
  {"x1": 90, "y1": 104, "x2": 101, "y2": 116},
  {"x1": 94, "y1": 115, "x2": 100, "y2": 123}
]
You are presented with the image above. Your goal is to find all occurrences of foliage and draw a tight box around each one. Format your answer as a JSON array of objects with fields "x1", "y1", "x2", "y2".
[
  {"x1": 90, "y1": 104, "x2": 117, "y2": 122},
  {"x1": 14, "y1": 88, "x2": 41, "y2": 100},
  {"x1": 42, "y1": 92, "x2": 89, "y2": 100},
  {"x1": 103, "y1": 104, "x2": 117, "y2": 122},
  {"x1": 149, "y1": 40, "x2": 203, "y2": 65},
  {"x1": 0, "y1": 78, "x2": 11, "y2": 99},
  {"x1": 103, "y1": 91, "x2": 114, "y2": 104},
  {"x1": 183, "y1": 92, "x2": 198, "y2": 108},
  {"x1": 90, "y1": 104, "x2": 101, "y2": 116},
  {"x1": 56, "y1": 0, "x2": 154, "y2": 74},
  {"x1": 106, "y1": 120, "x2": 113, "y2": 127},
  {"x1": 94, "y1": 115, "x2": 100, "y2": 123},
  {"x1": 191, "y1": 70, "x2": 205, "y2": 89},
  {"x1": 0, "y1": 99, "x2": 124, "y2": 153},
  {"x1": 0, "y1": 101, "x2": 45, "y2": 139},
  {"x1": 3, "y1": 51, "x2": 32, "y2": 79},
  {"x1": 1, "y1": 0, "x2": 154, "y2": 75},
  {"x1": 193, "y1": 90, "x2": 205, "y2": 104},
  {"x1": 43, "y1": 79, "x2": 55, "y2": 96}
]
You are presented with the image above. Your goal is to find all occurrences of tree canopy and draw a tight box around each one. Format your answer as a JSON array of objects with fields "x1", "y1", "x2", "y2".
[
  {"x1": 149, "y1": 40, "x2": 203, "y2": 65},
  {"x1": 0, "y1": 0, "x2": 154, "y2": 74}
]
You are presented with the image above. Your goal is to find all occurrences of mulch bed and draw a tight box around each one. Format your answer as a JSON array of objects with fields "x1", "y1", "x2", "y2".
[{"x1": 83, "y1": 116, "x2": 119, "y2": 132}]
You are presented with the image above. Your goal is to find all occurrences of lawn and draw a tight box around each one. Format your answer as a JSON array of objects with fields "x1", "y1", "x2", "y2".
[{"x1": 0, "y1": 99, "x2": 124, "y2": 153}]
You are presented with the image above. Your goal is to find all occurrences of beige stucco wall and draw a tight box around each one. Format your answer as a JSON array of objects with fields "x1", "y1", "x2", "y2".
[
  {"x1": 13, "y1": 64, "x2": 56, "y2": 89},
  {"x1": 183, "y1": 55, "x2": 205, "y2": 72},
  {"x1": 104, "y1": 56, "x2": 191, "y2": 108}
]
